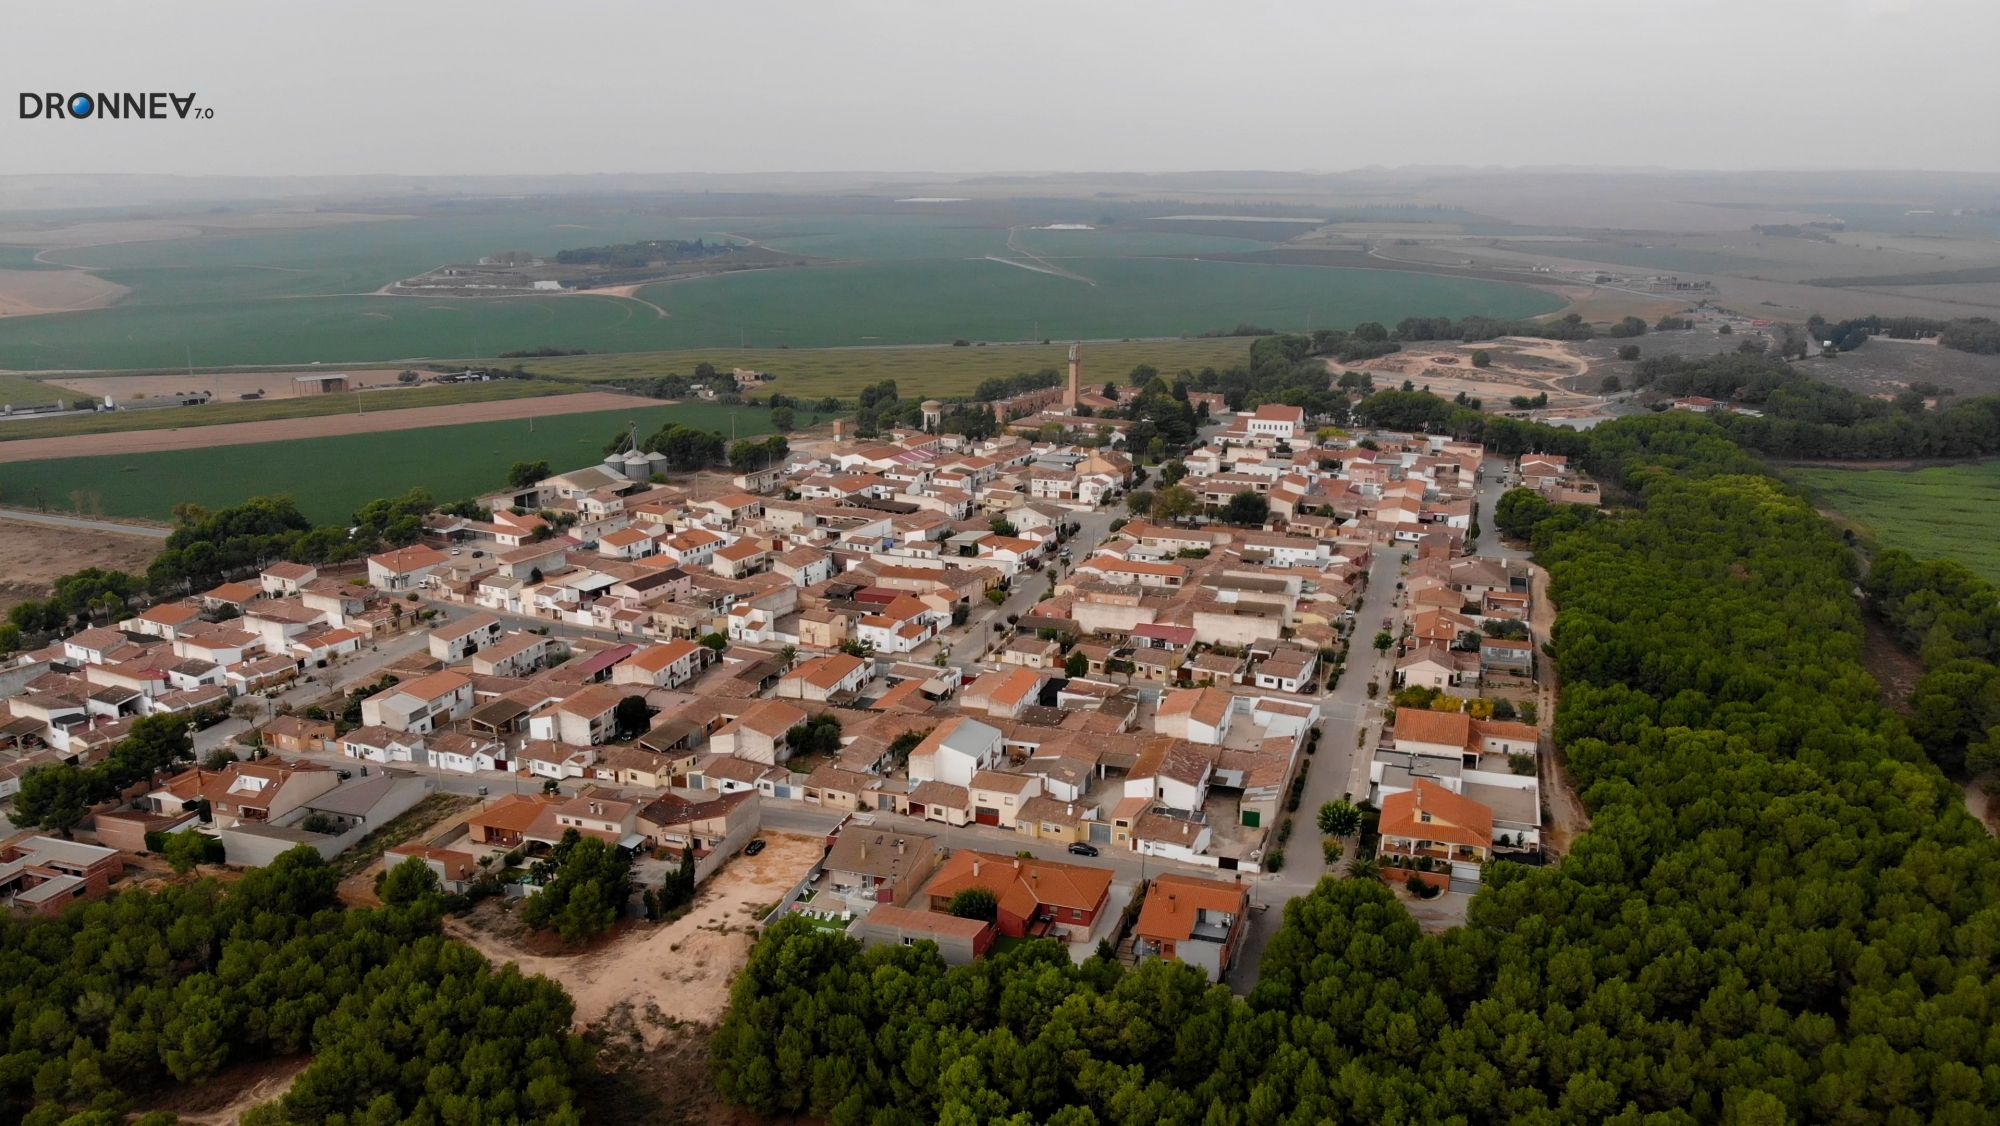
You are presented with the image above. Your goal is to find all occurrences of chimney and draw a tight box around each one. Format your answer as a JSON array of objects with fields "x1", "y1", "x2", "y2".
[
  {"x1": 1167, "y1": 893, "x2": 1177, "y2": 912},
  {"x1": 972, "y1": 857, "x2": 981, "y2": 877},
  {"x1": 1064, "y1": 343, "x2": 1080, "y2": 411},
  {"x1": 896, "y1": 839, "x2": 905, "y2": 855}
]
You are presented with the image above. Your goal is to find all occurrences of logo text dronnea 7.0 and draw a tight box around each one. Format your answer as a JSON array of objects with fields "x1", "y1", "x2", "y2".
[{"x1": 19, "y1": 92, "x2": 211, "y2": 120}]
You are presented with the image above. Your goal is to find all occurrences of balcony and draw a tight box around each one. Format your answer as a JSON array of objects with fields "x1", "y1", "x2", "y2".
[{"x1": 1189, "y1": 914, "x2": 1234, "y2": 943}]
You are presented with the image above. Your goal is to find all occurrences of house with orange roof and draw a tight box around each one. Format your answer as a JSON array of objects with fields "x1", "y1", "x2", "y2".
[
  {"x1": 777, "y1": 653, "x2": 870, "y2": 703},
  {"x1": 124, "y1": 601, "x2": 205, "y2": 641},
  {"x1": 524, "y1": 682, "x2": 627, "y2": 747},
  {"x1": 922, "y1": 850, "x2": 1113, "y2": 944},
  {"x1": 967, "y1": 770, "x2": 1043, "y2": 830},
  {"x1": 611, "y1": 639, "x2": 706, "y2": 690},
  {"x1": 1154, "y1": 686, "x2": 1235, "y2": 745},
  {"x1": 427, "y1": 612, "x2": 504, "y2": 661},
  {"x1": 1132, "y1": 873, "x2": 1249, "y2": 980},
  {"x1": 145, "y1": 758, "x2": 339, "y2": 829},
  {"x1": 712, "y1": 538, "x2": 771, "y2": 579},
  {"x1": 1378, "y1": 779, "x2": 1494, "y2": 877},
  {"x1": 366, "y1": 545, "x2": 450, "y2": 591},
  {"x1": 960, "y1": 666, "x2": 1044, "y2": 721},
  {"x1": 597, "y1": 526, "x2": 659, "y2": 560},
  {"x1": 259, "y1": 561, "x2": 319, "y2": 595},
  {"x1": 360, "y1": 669, "x2": 474, "y2": 734},
  {"x1": 384, "y1": 844, "x2": 481, "y2": 894},
  {"x1": 464, "y1": 793, "x2": 564, "y2": 847},
  {"x1": 711, "y1": 699, "x2": 809, "y2": 765},
  {"x1": 853, "y1": 904, "x2": 995, "y2": 965}
]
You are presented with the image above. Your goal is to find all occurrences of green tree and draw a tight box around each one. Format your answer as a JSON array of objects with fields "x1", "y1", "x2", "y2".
[
  {"x1": 507, "y1": 460, "x2": 552, "y2": 489},
  {"x1": 1150, "y1": 484, "x2": 1198, "y2": 524},
  {"x1": 1125, "y1": 488, "x2": 1155, "y2": 516},
  {"x1": 946, "y1": 887, "x2": 999, "y2": 921},
  {"x1": 1470, "y1": 349, "x2": 1491, "y2": 368},
  {"x1": 1064, "y1": 651, "x2": 1090, "y2": 678},
  {"x1": 13, "y1": 765, "x2": 94, "y2": 835},
  {"x1": 522, "y1": 831, "x2": 631, "y2": 943},
  {"x1": 378, "y1": 856, "x2": 444, "y2": 907},
  {"x1": 1222, "y1": 492, "x2": 1269, "y2": 527},
  {"x1": 163, "y1": 830, "x2": 210, "y2": 875},
  {"x1": 613, "y1": 695, "x2": 655, "y2": 740},
  {"x1": 770, "y1": 406, "x2": 795, "y2": 432},
  {"x1": 1317, "y1": 800, "x2": 1362, "y2": 837}
]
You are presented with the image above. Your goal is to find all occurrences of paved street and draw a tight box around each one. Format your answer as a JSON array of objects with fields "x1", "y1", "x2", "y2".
[
  {"x1": 944, "y1": 505, "x2": 1122, "y2": 678},
  {"x1": 190, "y1": 624, "x2": 436, "y2": 755}
]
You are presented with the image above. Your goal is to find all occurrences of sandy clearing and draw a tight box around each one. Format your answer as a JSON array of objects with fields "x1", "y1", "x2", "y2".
[
  {"x1": 445, "y1": 832, "x2": 823, "y2": 1043},
  {"x1": 1338, "y1": 338, "x2": 1604, "y2": 409},
  {"x1": 0, "y1": 268, "x2": 129, "y2": 316},
  {"x1": 59, "y1": 368, "x2": 420, "y2": 400},
  {"x1": 0, "y1": 391, "x2": 648, "y2": 464},
  {"x1": 0, "y1": 516, "x2": 159, "y2": 612}
]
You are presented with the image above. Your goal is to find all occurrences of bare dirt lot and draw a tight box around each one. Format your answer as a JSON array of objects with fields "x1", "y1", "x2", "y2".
[
  {"x1": 58, "y1": 368, "x2": 423, "y2": 401},
  {"x1": 0, "y1": 269, "x2": 128, "y2": 316},
  {"x1": 1338, "y1": 337, "x2": 1607, "y2": 409},
  {"x1": 445, "y1": 831, "x2": 823, "y2": 1038},
  {"x1": 0, "y1": 390, "x2": 646, "y2": 464},
  {"x1": 0, "y1": 516, "x2": 159, "y2": 612}
]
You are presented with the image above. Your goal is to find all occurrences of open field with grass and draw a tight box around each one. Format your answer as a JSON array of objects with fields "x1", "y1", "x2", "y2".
[
  {"x1": 0, "y1": 371, "x2": 83, "y2": 406},
  {"x1": 1792, "y1": 461, "x2": 2000, "y2": 583},
  {"x1": 0, "y1": 378, "x2": 587, "y2": 442},
  {"x1": 0, "y1": 402, "x2": 774, "y2": 524},
  {"x1": 514, "y1": 338, "x2": 1261, "y2": 398},
  {"x1": 0, "y1": 198, "x2": 1564, "y2": 371},
  {"x1": 0, "y1": 257, "x2": 1561, "y2": 370}
]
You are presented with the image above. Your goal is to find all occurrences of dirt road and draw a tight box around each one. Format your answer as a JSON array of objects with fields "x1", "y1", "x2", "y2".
[{"x1": 0, "y1": 391, "x2": 645, "y2": 463}]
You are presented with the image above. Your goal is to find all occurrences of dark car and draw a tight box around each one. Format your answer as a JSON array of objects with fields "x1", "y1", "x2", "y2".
[
  {"x1": 1067, "y1": 842, "x2": 1100, "y2": 857},
  {"x1": 744, "y1": 839, "x2": 767, "y2": 856}
]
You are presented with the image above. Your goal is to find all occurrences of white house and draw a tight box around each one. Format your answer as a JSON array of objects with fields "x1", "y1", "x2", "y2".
[{"x1": 908, "y1": 717, "x2": 1005, "y2": 787}]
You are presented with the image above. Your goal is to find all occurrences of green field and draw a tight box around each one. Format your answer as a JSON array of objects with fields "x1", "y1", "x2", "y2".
[
  {"x1": 0, "y1": 202, "x2": 1564, "y2": 372},
  {"x1": 0, "y1": 372, "x2": 80, "y2": 406},
  {"x1": 1792, "y1": 462, "x2": 2000, "y2": 583},
  {"x1": 514, "y1": 338, "x2": 1259, "y2": 398},
  {"x1": 0, "y1": 379, "x2": 586, "y2": 443},
  {"x1": 0, "y1": 403, "x2": 775, "y2": 524}
]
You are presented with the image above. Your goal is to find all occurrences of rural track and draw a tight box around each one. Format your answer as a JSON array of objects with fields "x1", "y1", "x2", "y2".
[{"x1": 0, "y1": 506, "x2": 169, "y2": 538}]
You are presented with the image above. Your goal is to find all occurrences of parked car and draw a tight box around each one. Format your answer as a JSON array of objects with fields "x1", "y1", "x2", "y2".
[
  {"x1": 745, "y1": 839, "x2": 767, "y2": 856},
  {"x1": 1067, "y1": 842, "x2": 1100, "y2": 857}
]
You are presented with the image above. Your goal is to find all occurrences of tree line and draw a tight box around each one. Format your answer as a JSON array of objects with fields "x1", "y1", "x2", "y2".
[
  {"x1": 711, "y1": 409, "x2": 2000, "y2": 1123},
  {"x1": 1862, "y1": 549, "x2": 2000, "y2": 778},
  {"x1": 1637, "y1": 351, "x2": 2000, "y2": 460},
  {"x1": 2, "y1": 847, "x2": 584, "y2": 1124}
]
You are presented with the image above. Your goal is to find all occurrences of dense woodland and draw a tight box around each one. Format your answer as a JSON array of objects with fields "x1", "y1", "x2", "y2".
[
  {"x1": 1863, "y1": 550, "x2": 2000, "y2": 778},
  {"x1": 713, "y1": 409, "x2": 2000, "y2": 1123},
  {"x1": 1, "y1": 848, "x2": 583, "y2": 1124},
  {"x1": 552, "y1": 238, "x2": 740, "y2": 270},
  {"x1": 1637, "y1": 352, "x2": 2000, "y2": 459}
]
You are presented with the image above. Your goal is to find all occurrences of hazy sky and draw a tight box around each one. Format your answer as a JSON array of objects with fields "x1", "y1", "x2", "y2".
[{"x1": 8, "y1": 0, "x2": 1997, "y2": 176}]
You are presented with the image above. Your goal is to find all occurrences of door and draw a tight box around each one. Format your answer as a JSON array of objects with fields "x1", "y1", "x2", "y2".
[
  {"x1": 975, "y1": 806, "x2": 1000, "y2": 827},
  {"x1": 1241, "y1": 810, "x2": 1260, "y2": 829}
]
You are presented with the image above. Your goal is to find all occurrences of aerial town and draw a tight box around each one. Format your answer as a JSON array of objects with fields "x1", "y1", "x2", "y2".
[{"x1": 0, "y1": 348, "x2": 1588, "y2": 986}]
